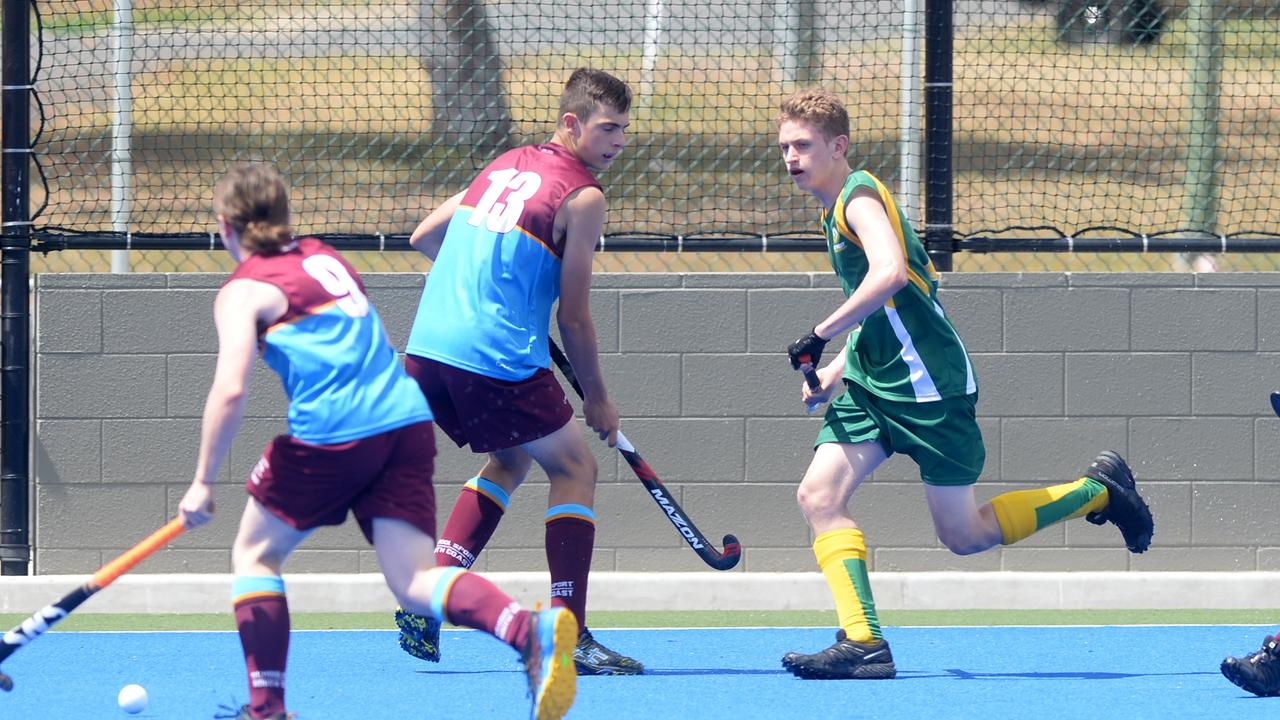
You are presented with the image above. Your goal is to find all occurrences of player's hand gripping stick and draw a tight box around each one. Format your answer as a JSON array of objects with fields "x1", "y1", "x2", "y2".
[{"x1": 798, "y1": 355, "x2": 822, "y2": 414}]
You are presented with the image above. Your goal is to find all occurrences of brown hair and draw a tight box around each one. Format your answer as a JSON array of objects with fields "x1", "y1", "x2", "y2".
[
  {"x1": 778, "y1": 89, "x2": 850, "y2": 143},
  {"x1": 559, "y1": 68, "x2": 632, "y2": 124},
  {"x1": 212, "y1": 163, "x2": 293, "y2": 255}
]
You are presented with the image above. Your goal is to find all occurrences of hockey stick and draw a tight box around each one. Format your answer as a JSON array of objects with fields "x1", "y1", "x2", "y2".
[
  {"x1": 797, "y1": 353, "x2": 822, "y2": 414},
  {"x1": 547, "y1": 340, "x2": 741, "y2": 570},
  {"x1": 0, "y1": 517, "x2": 186, "y2": 691},
  {"x1": 1271, "y1": 391, "x2": 1280, "y2": 418}
]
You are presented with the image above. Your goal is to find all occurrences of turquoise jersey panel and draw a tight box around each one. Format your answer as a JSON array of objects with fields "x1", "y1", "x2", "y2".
[
  {"x1": 406, "y1": 206, "x2": 562, "y2": 381},
  {"x1": 262, "y1": 303, "x2": 432, "y2": 444},
  {"x1": 405, "y1": 143, "x2": 597, "y2": 381}
]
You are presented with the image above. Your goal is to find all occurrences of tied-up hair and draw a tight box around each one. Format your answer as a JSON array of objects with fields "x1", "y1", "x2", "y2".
[
  {"x1": 559, "y1": 67, "x2": 632, "y2": 125},
  {"x1": 213, "y1": 163, "x2": 293, "y2": 255},
  {"x1": 778, "y1": 88, "x2": 850, "y2": 144}
]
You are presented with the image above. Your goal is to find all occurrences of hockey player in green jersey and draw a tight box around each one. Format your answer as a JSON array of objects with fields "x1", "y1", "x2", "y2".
[{"x1": 776, "y1": 88, "x2": 1154, "y2": 680}]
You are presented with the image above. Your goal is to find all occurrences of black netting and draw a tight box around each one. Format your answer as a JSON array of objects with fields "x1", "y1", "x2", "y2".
[{"x1": 18, "y1": 1, "x2": 1280, "y2": 271}]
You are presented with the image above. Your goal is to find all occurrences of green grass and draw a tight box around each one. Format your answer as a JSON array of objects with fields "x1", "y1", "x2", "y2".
[
  {"x1": 21, "y1": 7, "x2": 1280, "y2": 272},
  {"x1": 5, "y1": 609, "x2": 1279, "y2": 632},
  {"x1": 37, "y1": 7, "x2": 246, "y2": 36}
]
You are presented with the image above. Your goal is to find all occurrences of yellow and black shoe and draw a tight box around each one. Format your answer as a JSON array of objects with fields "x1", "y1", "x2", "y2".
[
  {"x1": 395, "y1": 607, "x2": 442, "y2": 663},
  {"x1": 1083, "y1": 451, "x2": 1154, "y2": 553},
  {"x1": 782, "y1": 630, "x2": 896, "y2": 680},
  {"x1": 573, "y1": 628, "x2": 644, "y2": 675},
  {"x1": 522, "y1": 607, "x2": 578, "y2": 720},
  {"x1": 1222, "y1": 635, "x2": 1280, "y2": 697}
]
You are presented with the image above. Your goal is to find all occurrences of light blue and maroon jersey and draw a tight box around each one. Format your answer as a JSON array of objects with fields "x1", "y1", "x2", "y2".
[
  {"x1": 406, "y1": 143, "x2": 600, "y2": 381},
  {"x1": 228, "y1": 237, "x2": 432, "y2": 444}
]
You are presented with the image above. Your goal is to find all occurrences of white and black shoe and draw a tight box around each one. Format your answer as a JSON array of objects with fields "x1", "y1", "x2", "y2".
[
  {"x1": 782, "y1": 630, "x2": 897, "y2": 680},
  {"x1": 573, "y1": 628, "x2": 644, "y2": 675}
]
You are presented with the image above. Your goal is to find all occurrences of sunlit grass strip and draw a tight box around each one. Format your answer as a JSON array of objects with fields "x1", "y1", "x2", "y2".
[
  {"x1": 37, "y1": 0, "x2": 393, "y2": 36},
  {"x1": 3, "y1": 608, "x2": 1279, "y2": 632}
]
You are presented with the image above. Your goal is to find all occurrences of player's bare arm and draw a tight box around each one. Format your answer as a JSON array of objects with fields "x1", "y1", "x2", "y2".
[
  {"x1": 813, "y1": 189, "x2": 908, "y2": 341},
  {"x1": 555, "y1": 185, "x2": 619, "y2": 446},
  {"x1": 409, "y1": 190, "x2": 465, "y2": 261},
  {"x1": 178, "y1": 279, "x2": 285, "y2": 528},
  {"x1": 786, "y1": 188, "x2": 907, "y2": 390}
]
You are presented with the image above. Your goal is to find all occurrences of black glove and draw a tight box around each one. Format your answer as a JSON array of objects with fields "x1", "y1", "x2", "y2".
[{"x1": 787, "y1": 327, "x2": 828, "y2": 370}]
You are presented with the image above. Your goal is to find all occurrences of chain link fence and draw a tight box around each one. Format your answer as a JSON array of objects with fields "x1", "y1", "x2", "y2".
[{"x1": 18, "y1": 0, "x2": 1280, "y2": 273}]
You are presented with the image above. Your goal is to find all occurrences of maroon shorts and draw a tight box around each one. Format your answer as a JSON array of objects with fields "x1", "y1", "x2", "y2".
[
  {"x1": 246, "y1": 421, "x2": 437, "y2": 543},
  {"x1": 404, "y1": 354, "x2": 574, "y2": 453}
]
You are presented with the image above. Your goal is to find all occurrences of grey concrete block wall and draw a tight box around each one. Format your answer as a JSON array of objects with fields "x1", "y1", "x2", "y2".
[{"x1": 25, "y1": 271, "x2": 1280, "y2": 575}]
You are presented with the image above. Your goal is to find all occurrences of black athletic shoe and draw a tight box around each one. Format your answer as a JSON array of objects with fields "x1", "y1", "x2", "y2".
[
  {"x1": 395, "y1": 607, "x2": 441, "y2": 663},
  {"x1": 1221, "y1": 635, "x2": 1280, "y2": 697},
  {"x1": 573, "y1": 628, "x2": 644, "y2": 675},
  {"x1": 1083, "y1": 450, "x2": 1154, "y2": 553},
  {"x1": 781, "y1": 630, "x2": 897, "y2": 680}
]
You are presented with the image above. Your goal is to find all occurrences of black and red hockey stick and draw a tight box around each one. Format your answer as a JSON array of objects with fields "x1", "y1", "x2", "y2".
[
  {"x1": 0, "y1": 517, "x2": 186, "y2": 691},
  {"x1": 797, "y1": 353, "x2": 822, "y2": 414},
  {"x1": 547, "y1": 340, "x2": 741, "y2": 570}
]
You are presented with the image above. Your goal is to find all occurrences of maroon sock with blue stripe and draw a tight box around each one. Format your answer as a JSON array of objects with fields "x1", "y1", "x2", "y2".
[
  {"x1": 545, "y1": 505, "x2": 596, "y2": 630},
  {"x1": 433, "y1": 568, "x2": 531, "y2": 650},
  {"x1": 232, "y1": 577, "x2": 290, "y2": 719},
  {"x1": 434, "y1": 477, "x2": 509, "y2": 568}
]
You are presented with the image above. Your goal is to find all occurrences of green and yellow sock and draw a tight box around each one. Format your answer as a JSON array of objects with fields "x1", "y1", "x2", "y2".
[
  {"x1": 814, "y1": 528, "x2": 882, "y2": 643},
  {"x1": 989, "y1": 477, "x2": 1109, "y2": 545}
]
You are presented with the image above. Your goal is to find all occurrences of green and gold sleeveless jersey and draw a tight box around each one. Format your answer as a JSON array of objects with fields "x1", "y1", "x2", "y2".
[{"x1": 821, "y1": 170, "x2": 977, "y2": 402}]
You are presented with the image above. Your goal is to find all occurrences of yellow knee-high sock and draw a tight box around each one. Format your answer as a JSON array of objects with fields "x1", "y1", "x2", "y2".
[
  {"x1": 989, "y1": 477, "x2": 1109, "y2": 545},
  {"x1": 814, "y1": 528, "x2": 881, "y2": 643}
]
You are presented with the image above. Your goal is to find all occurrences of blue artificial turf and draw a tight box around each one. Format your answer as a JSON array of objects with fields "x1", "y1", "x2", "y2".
[{"x1": 0, "y1": 625, "x2": 1271, "y2": 719}]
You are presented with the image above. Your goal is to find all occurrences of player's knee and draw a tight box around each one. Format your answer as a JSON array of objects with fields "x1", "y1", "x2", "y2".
[
  {"x1": 232, "y1": 544, "x2": 288, "y2": 574},
  {"x1": 936, "y1": 527, "x2": 986, "y2": 556},
  {"x1": 483, "y1": 455, "x2": 531, "y2": 487},
  {"x1": 559, "y1": 449, "x2": 598, "y2": 486},
  {"x1": 796, "y1": 484, "x2": 837, "y2": 520}
]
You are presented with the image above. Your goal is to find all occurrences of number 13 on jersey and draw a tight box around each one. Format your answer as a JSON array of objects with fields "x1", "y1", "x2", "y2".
[{"x1": 468, "y1": 168, "x2": 543, "y2": 234}]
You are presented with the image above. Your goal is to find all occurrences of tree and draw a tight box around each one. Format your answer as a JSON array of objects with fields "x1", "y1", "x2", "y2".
[{"x1": 420, "y1": 1, "x2": 513, "y2": 148}]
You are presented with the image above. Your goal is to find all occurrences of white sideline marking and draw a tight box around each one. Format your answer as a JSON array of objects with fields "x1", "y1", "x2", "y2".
[{"x1": 4, "y1": 572, "x2": 1280, "y2": 613}]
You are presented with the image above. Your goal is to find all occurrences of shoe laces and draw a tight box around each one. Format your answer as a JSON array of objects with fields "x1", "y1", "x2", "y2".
[
  {"x1": 575, "y1": 629, "x2": 626, "y2": 658},
  {"x1": 805, "y1": 632, "x2": 882, "y2": 665},
  {"x1": 1244, "y1": 636, "x2": 1280, "y2": 665}
]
